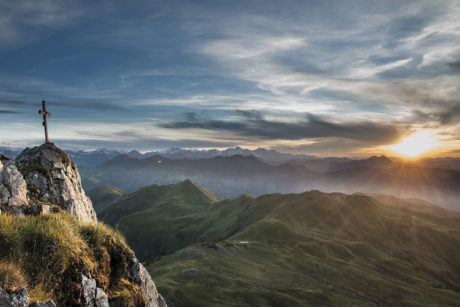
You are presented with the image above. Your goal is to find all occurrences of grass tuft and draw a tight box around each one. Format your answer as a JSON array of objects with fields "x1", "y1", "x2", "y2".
[{"x1": 0, "y1": 261, "x2": 27, "y2": 291}]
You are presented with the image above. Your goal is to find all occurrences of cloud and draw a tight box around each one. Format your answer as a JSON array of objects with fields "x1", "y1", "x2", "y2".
[
  {"x1": 0, "y1": 0, "x2": 114, "y2": 52},
  {"x1": 0, "y1": 109, "x2": 19, "y2": 114},
  {"x1": 161, "y1": 112, "x2": 402, "y2": 145},
  {"x1": 69, "y1": 128, "x2": 240, "y2": 151},
  {"x1": 235, "y1": 109, "x2": 263, "y2": 120},
  {"x1": 0, "y1": 100, "x2": 28, "y2": 106},
  {"x1": 1, "y1": 0, "x2": 459, "y2": 155},
  {"x1": 412, "y1": 104, "x2": 460, "y2": 126},
  {"x1": 448, "y1": 61, "x2": 460, "y2": 70}
]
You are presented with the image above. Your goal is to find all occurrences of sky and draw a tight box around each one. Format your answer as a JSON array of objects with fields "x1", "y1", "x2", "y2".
[{"x1": 0, "y1": 0, "x2": 460, "y2": 157}]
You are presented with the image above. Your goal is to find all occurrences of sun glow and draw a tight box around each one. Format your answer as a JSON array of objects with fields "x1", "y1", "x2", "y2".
[{"x1": 390, "y1": 131, "x2": 438, "y2": 158}]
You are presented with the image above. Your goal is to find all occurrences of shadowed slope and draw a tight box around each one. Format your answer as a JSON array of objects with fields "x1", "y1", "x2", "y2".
[{"x1": 87, "y1": 185, "x2": 125, "y2": 213}]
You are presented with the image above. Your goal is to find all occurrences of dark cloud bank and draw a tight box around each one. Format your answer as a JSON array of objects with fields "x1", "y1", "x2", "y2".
[{"x1": 162, "y1": 112, "x2": 402, "y2": 145}]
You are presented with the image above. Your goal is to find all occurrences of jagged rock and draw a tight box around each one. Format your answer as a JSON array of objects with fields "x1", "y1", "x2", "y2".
[
  {"x1": 128, "y1": 258, "x2": 167, "y2": 307},
  {"x1": 81, "y1": 274, "x2": 109, "y2": 307},
  {"x1": 0, "y1": 287, "x2": 29, "y2": 307},
  {"x1": 15, "y1": 143, "x2": 96, "y2": 222},
  {"x1": 29, "y1": 300, "x2": 56, "y2": 307},
  {"x1": 0, "y1": 158, "x2": 28, "y2": 210}
]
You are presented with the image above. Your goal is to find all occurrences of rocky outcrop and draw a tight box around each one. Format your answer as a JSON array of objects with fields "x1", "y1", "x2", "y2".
[
  {"x1": 128, "y1": 258, "x2": 167, "y2": 307},
  {"x1": 15, "y1": 143, "x2": 96, "y2": 222},
  {"x1": 81, "y1": 274, "x2": 109, "y2": 307},
  {"x1": 0, "y1": 287, "x2": 29, "y2": 307},
  {"x1": 0, "y1": 156, "x2": 28, "y2": 211}
]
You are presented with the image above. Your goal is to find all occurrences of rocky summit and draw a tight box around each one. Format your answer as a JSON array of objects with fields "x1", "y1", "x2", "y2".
[{"x1": 15, "y1": 143, "x2": 97, "y2": 222}]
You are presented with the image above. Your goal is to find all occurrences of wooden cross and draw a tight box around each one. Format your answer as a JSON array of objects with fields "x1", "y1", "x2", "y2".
[{"x1": 38, "y1": 100, "x2": 51, "y2": 143}]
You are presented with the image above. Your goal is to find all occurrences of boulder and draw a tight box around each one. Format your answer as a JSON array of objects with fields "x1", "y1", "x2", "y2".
[{"x1": 15, "y1": 143, "x2": 96, "y2": 222}]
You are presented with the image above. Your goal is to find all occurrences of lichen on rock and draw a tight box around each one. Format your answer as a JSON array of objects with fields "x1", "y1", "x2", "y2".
[{"x1": 15, "y1": 143, "x2": 96, "y2": 222}]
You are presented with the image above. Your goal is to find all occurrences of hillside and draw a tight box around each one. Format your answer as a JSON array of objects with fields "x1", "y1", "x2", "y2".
[
  {"x1": 93, "y1": 180, "x2": 460, "y2": 306},
  {"x1": 87, "y1": 185, "x2": 125, "y2": 213},
  {"x1": 99, "y1": 180, "x2": 224, "y2": 261}
]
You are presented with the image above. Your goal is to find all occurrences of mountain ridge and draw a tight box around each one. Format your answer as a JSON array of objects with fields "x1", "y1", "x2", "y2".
[{"x1": 84, "y1": 154, "x2": 460, "y2": 210}]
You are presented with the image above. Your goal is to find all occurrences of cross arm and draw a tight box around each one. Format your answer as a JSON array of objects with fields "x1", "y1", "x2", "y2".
[{"x1": 39, "y1": 110, "x2": 51, "y2": 116}]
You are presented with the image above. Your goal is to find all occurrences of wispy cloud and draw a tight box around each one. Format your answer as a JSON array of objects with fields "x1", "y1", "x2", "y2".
[{"x1": 0, "y1": 0, "x2": 459, "y2": 155}]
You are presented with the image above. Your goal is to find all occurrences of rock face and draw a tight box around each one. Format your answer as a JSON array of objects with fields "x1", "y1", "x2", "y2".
[
  {"x1": 15, "y1": 143, "x2": 96, "y2": 222},
  {"x1": 129, "y1": 258, "x2": 167, "y2": 307},
  {"x1": 0, "y1": 156, "x2": 28, "y2": 210}
]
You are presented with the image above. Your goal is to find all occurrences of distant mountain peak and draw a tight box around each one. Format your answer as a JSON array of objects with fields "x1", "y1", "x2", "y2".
[
  {"x1": 367, "y1": 155, "x2": 392, "y2": 162},
  {"x1": 177, "y1": 179, "x2": 223, "y2": 203}
]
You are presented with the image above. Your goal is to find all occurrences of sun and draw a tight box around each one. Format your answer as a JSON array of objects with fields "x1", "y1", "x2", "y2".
[{"x1": 389, "y1": 131, "x2": 438, "y2": 158}]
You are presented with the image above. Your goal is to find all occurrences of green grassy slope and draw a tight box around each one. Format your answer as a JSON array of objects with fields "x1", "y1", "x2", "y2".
[
  {"x1": 87, "y1": 185, "x2": 125, "y2": 213},
  {"x1": 95, "y1": 181, "x2": 460, "y2": 306},
  {"x1": 99, "y1": 179, "x2": 225, "y2": 260}
]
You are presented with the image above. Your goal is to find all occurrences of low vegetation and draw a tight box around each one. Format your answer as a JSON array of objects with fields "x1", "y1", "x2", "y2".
[{"x1": 0, "y1": 213, "x2": 145, "y2": 306}]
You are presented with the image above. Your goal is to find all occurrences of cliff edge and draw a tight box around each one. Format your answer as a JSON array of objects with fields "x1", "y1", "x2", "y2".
[{"x1": 0, "y1": 144, "x2": 166, "y2": 307}]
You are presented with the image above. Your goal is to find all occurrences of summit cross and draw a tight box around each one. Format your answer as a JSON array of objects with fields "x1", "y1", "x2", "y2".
[{"x1": 38, "y1": 100, "x2": 51, "y2": 143}]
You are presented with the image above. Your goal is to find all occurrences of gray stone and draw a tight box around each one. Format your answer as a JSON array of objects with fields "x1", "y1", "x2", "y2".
[
  {"x1": 29, "y1": 300, "x2": 56, "y2": 307},
  {"x1": 0, "y1": 159, "x2": 28, "y2": 209},
  {"x1": 81, "y1": 274, "x2": 109, "y2": 307},
  {"x1": 95, "y1": 288, "x2": 109, "y2": 307},
  {"x1": 128, "y1": 258, "x2": 167, "y2": 307},
  {"x1": 81, "y1": 274, "x2": 96, "y2": 306},
  {"x1": 0, "y1": 287, "x2": 29, "y2": 307},
  {"x1": 15, "y1": 143, "x2": 96, "y2": 222}
]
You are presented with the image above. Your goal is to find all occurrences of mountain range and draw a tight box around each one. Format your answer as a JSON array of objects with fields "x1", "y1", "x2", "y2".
[
  {"x1": 82, "y1": 154, "x2": 460, "y2": 210},
  {"x1": 89, "y1": 180, "x2": 460, "y2": 307},
  {"x1": 0, "y1": 146, "x2": 316, "y2": 167},
  {"x1": 3, "y1": 145, "x2": 459, "y2": 171}
]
